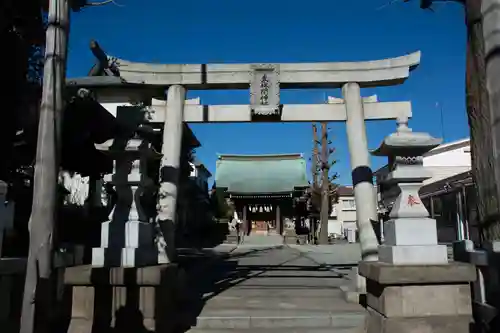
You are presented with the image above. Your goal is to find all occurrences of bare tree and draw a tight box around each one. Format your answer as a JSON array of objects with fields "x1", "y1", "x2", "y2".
[
  {"x1": 309, "y1": 124, "x2": 320, "y2": 241},
  {"x1": 318, "y1": 123, "x2": 339, "y2": 244}
]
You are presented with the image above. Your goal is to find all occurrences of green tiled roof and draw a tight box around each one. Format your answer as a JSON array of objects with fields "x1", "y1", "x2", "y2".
[{"x1": 215, "y1": 154, "x2": 309, "y2": 194}]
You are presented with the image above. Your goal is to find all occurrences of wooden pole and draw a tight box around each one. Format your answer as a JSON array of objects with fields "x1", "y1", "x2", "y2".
[
  {"x1": 311, "y1": 124, "x2": 319, "y2": 187},
  {"x1": 20, "y1": 1, "x2": 70, "y2": 332},
  {"x1": 319, "y1": 122, "x2": 330, "y2": 244},
  {"x1": 310, "y1": 124, "x2": 319, "y2": 242}
]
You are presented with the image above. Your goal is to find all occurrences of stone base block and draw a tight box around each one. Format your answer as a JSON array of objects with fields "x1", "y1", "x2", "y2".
[
  {"x1": 64, "y1": 264, "x2": 185, "y2": 333},
  {"x1": 360, "y1": 261, "x2": 476, "y2": 333},
  {"x1": 378, "y1": 244, "x2": 448, "y2": 264},
  {"x1": 283, "y1": 235, "x2": 298, "y2": 244},
  {"x1": 366, "y1": 307, "x2": 473, "y2": 333},
  {"x1": 340, "y1": 285, "x2": 363, "y2": 304},
  {"x1": 224, "y1": 230, "x2": 239, "y2": 244},
  {"x1": 92, "y1": 247, "x2": 166, "y2": 267},
  {"x1": 341, "y1": 267, "x2": 367, "y2": 305},
  {"x1": 366, "y1": 281, "x2": 472, "y2": 318},
  {"x1": 100, "y1": 221, "x2": 155, "y2": 248},
  {"x1": 359, "y1": 261, "x2": 476, "y2": 285},
  {"x1": 383, "y1": 218, "x2": 438, "y2": 246}
]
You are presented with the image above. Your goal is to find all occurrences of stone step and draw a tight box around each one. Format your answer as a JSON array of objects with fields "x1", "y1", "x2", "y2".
[
  {"x1": 203, "y1": 287, "x2": 346, "y2": 298},
  {"x1": 203, "y1": 278, "x2": 347, "y2": 289},
  {"x1": 202, "y1": 297, "x2": 362, "y2": 312},
  {"x1": 186, "y1": 327, "x2": 363, "y2": 333},
  {"x1": 182, "y1": 312, "x2": 365, "y2": 329}
]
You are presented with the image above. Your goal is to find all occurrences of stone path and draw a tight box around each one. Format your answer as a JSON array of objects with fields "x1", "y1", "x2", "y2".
[
  {"x1": 241, "y1": 234, "x2": 284, "y2": 246},
  {"x1": 289, "y1": 243, "x2": 362, "y2": 266},
  {"x1": 179, "y1": 245, "x2": 366, "y2": 333}
]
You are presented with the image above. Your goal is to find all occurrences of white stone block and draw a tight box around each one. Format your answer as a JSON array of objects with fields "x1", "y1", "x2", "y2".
[
  {"x1": 121, "y1": 248, "x2": 136, "y2": 267},
  {"x1": 100, "y1": 221, "x2": 155, "y2": 248},
  {"x1": 379, "y1": 244, "x2": 448, "y2": 265},
  {"x1": 91, "y1": 248, "x2": 106, "y2": 267},
  {"x1": 348, "y1": 267, "x2": 366, "y2": 293},
  {"x1": 383, "y1": 218, "x2": 438, "y2": 246}
]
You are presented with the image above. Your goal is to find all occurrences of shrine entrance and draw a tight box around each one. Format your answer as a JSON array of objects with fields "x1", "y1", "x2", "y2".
[
  {"x1": 68, "y1": 50, "x2": 420, "y2": 264},
  {"x1": 247, "y1": 203, "x2": 276, "y2": 235},
  {"x1": 214, "y1": 153, "x2": 307, "y2": 236}
]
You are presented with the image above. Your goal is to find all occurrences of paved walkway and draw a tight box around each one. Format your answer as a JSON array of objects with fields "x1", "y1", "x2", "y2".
[
  {"x1": 289, "y1": 243, "x2": 362, "y2": 266},
  {"x1": 179, "y1": 245, "x2": 366, "y2": 333}
]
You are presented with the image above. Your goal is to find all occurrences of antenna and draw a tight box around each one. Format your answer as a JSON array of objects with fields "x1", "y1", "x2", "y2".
[{"x1": 437, "y1": 102, "x2": 446, "y2": 142}]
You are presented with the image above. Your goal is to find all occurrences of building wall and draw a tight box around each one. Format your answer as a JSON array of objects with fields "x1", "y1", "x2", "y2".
[
  {"x1": 424, "y1": 139, "x2": 471, "y2": 168},
  {"x1": 423, "y1": 139, "x2": 471, "y2": 186},
  {"x1": 327, "y1": 185, "x2": 382, "y2": 242},
  {"x1": 328, "y1": 192, "x2": 358, "y2": 238}
]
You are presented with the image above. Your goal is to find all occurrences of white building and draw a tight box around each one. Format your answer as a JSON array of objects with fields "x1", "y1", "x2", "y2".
[
  {"x1": 328, "y1": 186, "x2": 357, "y2": 242},
  {"x1": 422, "y1": 138, "x2": 471, "y2": 185}
]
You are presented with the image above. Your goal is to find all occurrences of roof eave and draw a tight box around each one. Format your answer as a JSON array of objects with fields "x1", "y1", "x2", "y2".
[{"x1": 66, "y1": 76, "x2": 128, "y2": 87}]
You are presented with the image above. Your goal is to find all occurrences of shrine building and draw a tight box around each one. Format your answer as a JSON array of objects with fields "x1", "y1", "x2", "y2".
[{"x1": 215, "y1": 153, "x2": 309, "y2": 235}]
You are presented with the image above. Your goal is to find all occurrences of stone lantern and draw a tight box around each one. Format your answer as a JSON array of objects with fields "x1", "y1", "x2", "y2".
[
  {"x1": 370, "y1": 116, "x2": 447, "y2": 264},
  {"x1": 359, "y1": 116, "x2": 476, "y2": 333},
  {"x1": 92, "y1": 125, "x2": 166, "y2": 267}
]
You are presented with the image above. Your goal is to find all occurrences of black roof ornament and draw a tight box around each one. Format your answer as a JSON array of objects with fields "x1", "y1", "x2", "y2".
[{"x1": 88, "y1": 40, "x2": 120, "y2": 77}]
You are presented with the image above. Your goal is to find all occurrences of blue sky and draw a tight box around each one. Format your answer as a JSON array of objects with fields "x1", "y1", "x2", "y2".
[{"x1": 67, "y1": 0, "x2": 468, "y2": 185}]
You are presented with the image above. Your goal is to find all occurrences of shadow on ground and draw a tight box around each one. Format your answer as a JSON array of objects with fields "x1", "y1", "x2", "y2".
[{"x1": 175, "y1": 246, "x2": 355, "y2": 333}]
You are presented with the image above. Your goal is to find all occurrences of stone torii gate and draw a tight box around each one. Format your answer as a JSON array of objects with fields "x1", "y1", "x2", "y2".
[
  {"x1": 89, "y1": 51, "x2": 420, "y2": 264},
  {"x1": 62, "y1": 52, "x2": 422, "y2": 332}
]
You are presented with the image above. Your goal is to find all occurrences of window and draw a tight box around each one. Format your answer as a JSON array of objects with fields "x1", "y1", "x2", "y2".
[{"x1": 342, "y1": 199, "x2": 356, "y2": 210}]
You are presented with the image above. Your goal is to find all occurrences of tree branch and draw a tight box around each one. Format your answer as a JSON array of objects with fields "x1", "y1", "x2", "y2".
[
  {"x1": 85, "y1": 0, "x2": 124, "y2": 7},
  {"x1": 376, "y1": 0, "x2": 405, "y2": 11}
]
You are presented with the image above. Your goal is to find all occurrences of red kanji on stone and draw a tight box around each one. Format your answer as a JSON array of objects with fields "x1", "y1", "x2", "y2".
[{"x1": 407, "y1": 195, "x2": 420, "y2": 207}]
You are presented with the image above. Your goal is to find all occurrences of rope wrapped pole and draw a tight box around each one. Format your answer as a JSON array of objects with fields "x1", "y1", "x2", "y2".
[{"x1": 20, "y1": 1, "x2": 70, "y2": 332}]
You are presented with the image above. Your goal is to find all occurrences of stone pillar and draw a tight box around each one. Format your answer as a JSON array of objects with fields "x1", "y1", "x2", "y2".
[
  {"x1": 342, "y1": 82, "x2": 379, "y2": 261},
  {"x1": 340, "y1": 82, "x2": 379, "y2": 304},
  {"x1": 276, "y1": 204, "x2": 282, "y2": 235},
  {"x1": 157, "y1": 85, "x2": 186, "y2": 263},
  {"x1": 242, "y1": 205, "x2": 248, "y2": 236},
  {"x1": 360, "y1": 118, "x2": 476, "y2": 333}
]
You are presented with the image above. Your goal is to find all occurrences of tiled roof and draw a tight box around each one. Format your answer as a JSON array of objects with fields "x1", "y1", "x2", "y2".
[
  {"x1": 215, "y1": 154, "x2": 309, "y2": 194},
  {"x1": 336, "y1": 186, "x2": 354, "y2": 197}
]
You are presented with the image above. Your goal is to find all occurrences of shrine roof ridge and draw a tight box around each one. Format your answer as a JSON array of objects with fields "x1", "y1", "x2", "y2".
[{"x1": 66, "y1": 51, "x2": 421, "y2": 90}]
